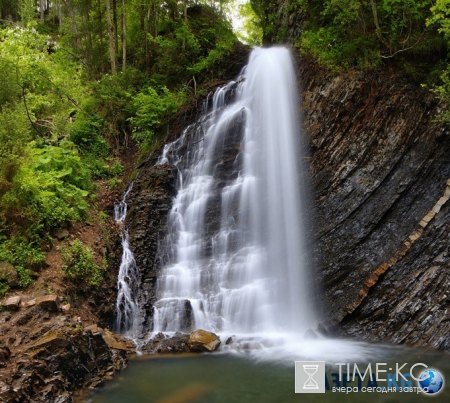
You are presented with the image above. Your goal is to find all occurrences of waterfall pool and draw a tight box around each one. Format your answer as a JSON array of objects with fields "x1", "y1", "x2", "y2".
[{"x1": 80, "y1": 342, "x2": 449, "y2": 403}]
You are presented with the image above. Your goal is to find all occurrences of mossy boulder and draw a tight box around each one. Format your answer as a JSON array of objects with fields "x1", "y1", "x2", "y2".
[{"x1": 0, "y1": 262, "x2": 19, "y2": 288}]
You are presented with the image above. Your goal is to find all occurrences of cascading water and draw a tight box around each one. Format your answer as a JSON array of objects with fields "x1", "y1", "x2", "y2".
[
  {"x1": 153, "y1": 47, "x2": 317, "y2": 338},
  {"x1": 114, "y1": 184, "x2": 143, "y2": 338}
]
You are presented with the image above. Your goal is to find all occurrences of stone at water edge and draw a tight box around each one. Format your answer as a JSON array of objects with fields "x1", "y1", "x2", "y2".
[
  {"x1": 101, "y1": 329, "x2": 133, "y2": 352},
  {"x1": 188, "y1": 330, "x2": 221, "y2": 352}
]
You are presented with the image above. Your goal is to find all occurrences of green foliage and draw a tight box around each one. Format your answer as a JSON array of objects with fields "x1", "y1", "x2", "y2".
[
  {"x1": 0, "y1": 282, "x2": 9, "y2": 297},
  {"x1": 0, "y1": 237, "x2": 43, "y2": 286},
  {"x1": 299, "y1": 26, "x2": 380, "y2": 70},
  {"x1": 287, "y1": 1, "x2": 446, "y2": 73},
  {"x1": 86, "y1": 68, "x2": 146, "y2": 138},
  {"x1": 1, "y1": 142, "x2": 91, "y2": 237},
  {"x1": 61, "y1": 239, "x2": 103, "y2": 287},
  {"x1": 0, "y1": 0, "x2": 240, "y2": 293},
  {"x1": 107, "y1": 176, "x2": 122, "y2": 190},
  {"x1": 0, "y1": 25, "x2": 99, "y2": 290},
  {"x1": 428, "y1": 0, "x2": 450, "y2": 41},
  {"x1": 235, "y1": 1, "x2": 263, "y2": 45},
  {"x1": 69, "y1": 114, "x2": 109, "y2": 158},
  {"x1": 427, "y1": 0, "x2": 450, "y2": 123},
  {"x1": 431, "y1": 68, "x2": 450, "y2": 122},
  {"x1": 129, "y1": 85, "x2": 179, "y2": 149}
]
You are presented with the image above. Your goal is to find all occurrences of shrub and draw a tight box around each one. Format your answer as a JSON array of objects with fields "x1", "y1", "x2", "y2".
[{"x1": 61, "y1": 240, "x2": 103, "y2": 287}]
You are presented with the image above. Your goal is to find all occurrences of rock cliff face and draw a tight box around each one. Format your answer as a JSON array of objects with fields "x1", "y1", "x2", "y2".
[
  {"x1": 126, "y1": 48, "x2": 449, "y2": 350},
  {"x1": 300, "y1": 58, "x2": 450, "y2": 349}
]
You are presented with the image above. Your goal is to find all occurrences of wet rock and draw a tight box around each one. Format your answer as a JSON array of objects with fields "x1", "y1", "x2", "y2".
[
  {"x1": 4, "y1": 296, "x2": 21, "y2": 311},
  {"x1": 36, "y1": 295, "x2": 59, "y2": 312},
  {"x1": 0, "y1": 262, "x2": 19, "y2": 287},
  {"x1": 126, "y1": 164, "x2": 179, "y2": 330},
  {"x1": 316, "y1": 322, "x2": 332, "y2": 337},
  {"x1": 142, "y1": 332, "x2": 190, "y2": 354},
  {"x1": 102, "y1": 329, "x2": 132, "y2": 351},
  {"x1": 226, "y1": 335, "x2": 236, "y2": 345},
  {"x1": 188, "y1": 329, "x2": 221, "y2": 352}
]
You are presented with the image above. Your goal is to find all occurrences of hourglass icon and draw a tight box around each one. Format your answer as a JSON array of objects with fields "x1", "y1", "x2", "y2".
[{"x1": 302, "y1": 364, "x2": 319, "y2": 390}]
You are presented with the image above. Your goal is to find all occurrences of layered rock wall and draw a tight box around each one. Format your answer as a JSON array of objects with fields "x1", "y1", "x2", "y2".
[{"x1": 300, "y1": 59, "x2": 450, "y2": 349}]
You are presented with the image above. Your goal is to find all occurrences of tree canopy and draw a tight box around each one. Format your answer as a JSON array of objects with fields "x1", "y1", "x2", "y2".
[{"x1": 0, "y1": 0, "x2": 238, "y2": 294}]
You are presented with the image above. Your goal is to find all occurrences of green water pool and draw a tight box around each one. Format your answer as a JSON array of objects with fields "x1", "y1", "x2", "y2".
[{"x1": 81, "y1": 344, "x2": 449, "y2": 403}]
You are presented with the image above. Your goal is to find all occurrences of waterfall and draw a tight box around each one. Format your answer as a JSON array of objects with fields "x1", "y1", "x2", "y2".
[
  {"x1": 114, "y1": 183, "x2": 143, "y2": 337},
  {"x1": 153, "y1": 47, "x2": 317, "y2": 337}
]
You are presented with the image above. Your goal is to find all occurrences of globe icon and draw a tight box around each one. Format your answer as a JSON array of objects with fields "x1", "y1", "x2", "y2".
[{"x1": 418, "y1": 369, "x2": 444, "y2": 394}]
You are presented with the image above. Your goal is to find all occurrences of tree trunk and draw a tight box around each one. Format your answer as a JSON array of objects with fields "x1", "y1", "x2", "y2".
[
  {"x1": 58, "y1": 0, "x2": 63, "y2": 28},
  {"x1": 98, "y1": 0, "x2": 106, "y2": 72},
  {"x1": 140, "y1": 0, "x2": 144, "y2": 32},
  {"x1": 182, "y1": 0, "x2": 187, "y2": 51},
  {"x1": 369, "y1": 0, "x2": 383, "y2": 42},
  {"x1": 40, "y1": 0, "x2": 45, "y2": 22},
  {"x1": 112, "y1": 0, "x2": 119, "y2": 54},
  {"x1": 64, "y1": 0, "x2": 81, "y2": 51},
  {"x1": 105, "y1": 0, "x2": 117, "y2": 74},
  {"x1": 84, "y1": 3, "x2": 94, "y2": 71},
  {"x1": 122, "y1": 0, "x2": 126, "y2": 70}
]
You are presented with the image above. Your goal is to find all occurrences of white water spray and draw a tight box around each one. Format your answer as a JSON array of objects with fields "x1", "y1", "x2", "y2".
[
  {"x1": 153, "y1": 47, "x2": 317, "y2": 337},
  {"x1": 114, "y1": 184, "x2": 143, "y2": 338}
]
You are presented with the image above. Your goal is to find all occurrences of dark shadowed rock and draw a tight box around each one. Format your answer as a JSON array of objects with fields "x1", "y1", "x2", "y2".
[
  {"x1": 36, "y1": 295, "x2": 59, "y2": 312},
  {"x1": 142, "y1": 332, "x2": 190, "y2": 354},
  {"x1": 0, "y1": 262, "x2": 19, "y2": 288},
  {"x1": 0, "y1": 344, "x2": 11, "y2": 364},
  {"x1": 3, "y1": 325, "x2": 128, "y2": 402},
  {"x1": 299, "y1": 57, "x2": 450, "y2": 349}
]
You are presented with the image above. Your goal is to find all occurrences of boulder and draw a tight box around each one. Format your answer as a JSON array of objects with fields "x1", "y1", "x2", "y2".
[
  {"x1": 0, "y1": 262, "x2": 19, "y2": 287},
  {"x1": 142, "y1": 332, "x2": 190, "y2": 354},
  {"x1": 4, "y1": 296, "x2": 21, "y2": 311},
  {"x1": 32, "y1": 329, "x2": 71, "y2": 351},
  {"x1": 101, "y1": 330, "x2": 130, "y2": 351},
  {"x1": 36, "y1": 295, "x2": 58, "y2": 312},
  {"x1": 188, "y1": 330, "x2": 221, "y2": 352}
]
